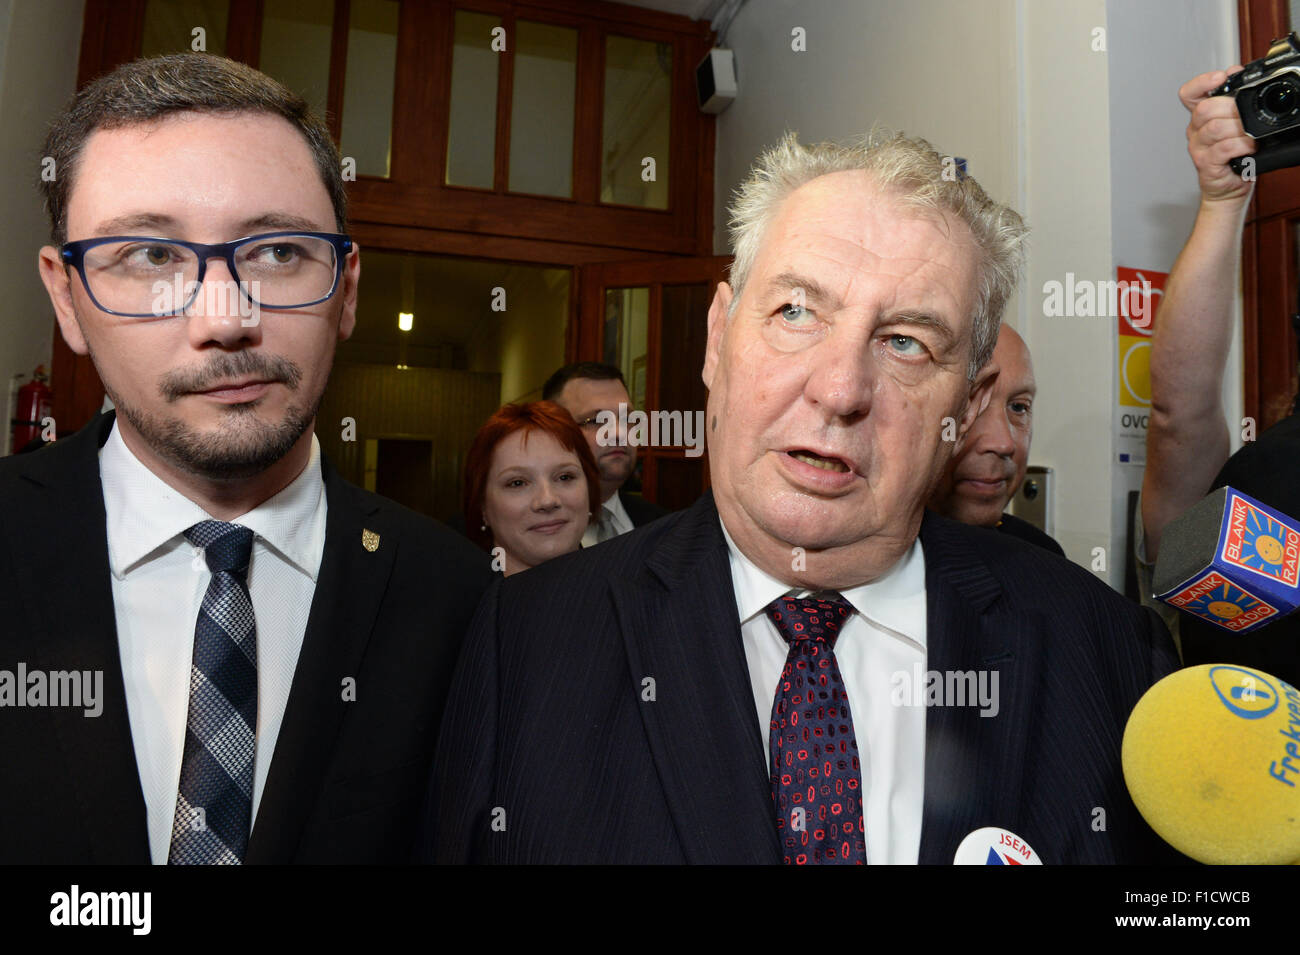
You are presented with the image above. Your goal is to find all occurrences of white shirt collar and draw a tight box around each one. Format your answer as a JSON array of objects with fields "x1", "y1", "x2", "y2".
[
  {"x1": 99, "y1": 419, "x2": 326, "y2": 581},
  {"x1": 718, "y1": 514, "x2": 927, "y2": 649},
  {"x1": 605, "y1": 490, "x2": 633, "y2": 534}
]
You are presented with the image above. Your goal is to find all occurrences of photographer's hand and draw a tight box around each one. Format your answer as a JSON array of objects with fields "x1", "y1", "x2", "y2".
[{"x1": 1180, "y1": 67, "x2": 1255, "y2": 204}]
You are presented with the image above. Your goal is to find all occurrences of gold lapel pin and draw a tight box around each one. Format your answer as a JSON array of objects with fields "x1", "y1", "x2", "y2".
[{"x1": 362, "y1": 529, "x2": 380, "y2": 552}]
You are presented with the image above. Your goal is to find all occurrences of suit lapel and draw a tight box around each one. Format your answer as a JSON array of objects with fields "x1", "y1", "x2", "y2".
[
  {"x1": 6, "y1": 412, "x2": 151, "y2": 862},
  {"x1": 609, "y1": 492, "x2": 780, "y2": 863},
  {"x1": 916, "y1": 513, "x2": 1038, "y2": 864},
  {"x1": 245, "y1": 456, "x2": 395, "y2": 862}
]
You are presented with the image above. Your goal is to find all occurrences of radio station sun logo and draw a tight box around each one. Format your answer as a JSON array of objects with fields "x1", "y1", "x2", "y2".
[
  {"x1": 1220, "y1": 495, "x2": 1300, "y2": 587},
  {"x1": 1167, "y1": 572, "x2": 1278, "y2": 632}
]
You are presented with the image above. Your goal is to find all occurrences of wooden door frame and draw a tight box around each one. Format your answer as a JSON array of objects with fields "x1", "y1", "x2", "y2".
[
  {"x1": 1238, "y1": 0, "x2": 1300, "y2": 426},
  {"x1": 573, "y1": 254, "x2": 731, "y2": 360},
  {"x1": 574, "y1": 254, "x2": 730, "y2": 504}
]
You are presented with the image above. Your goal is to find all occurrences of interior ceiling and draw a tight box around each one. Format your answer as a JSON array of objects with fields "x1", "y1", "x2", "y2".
[{"x1": 614, "y1": 0, "x2": 717, "y2": 21}]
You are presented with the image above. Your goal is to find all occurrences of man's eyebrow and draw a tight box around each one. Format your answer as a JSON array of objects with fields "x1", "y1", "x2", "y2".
[
  {"x1": 888, "y1": 311, "x2": 957, "y2": 345},
  {"x1": 764, "y1": 272, "x2": 838, "y2": 306},
  {"x1": 762, "y1": 271, "x2": 961, "y2": 344},
  {"x1": 91, "y1": 212, "x2": 177, "y2": 236},
  {"x1": 88, "y1": 211, "x2": 328, "y2": 239},
  {"x1": 236, "y1": 212, "x2": 329, "y2": 234}
]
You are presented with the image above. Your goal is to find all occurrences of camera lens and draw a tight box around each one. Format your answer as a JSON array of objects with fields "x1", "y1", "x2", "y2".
[{"x1": 1260, "y1": 79, "x2": 1300, "y2": 123}]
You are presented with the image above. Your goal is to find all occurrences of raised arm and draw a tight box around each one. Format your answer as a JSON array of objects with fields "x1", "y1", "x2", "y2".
[{"x1": 1142, "y1": 68, "x2": 1254, "y2": 562}]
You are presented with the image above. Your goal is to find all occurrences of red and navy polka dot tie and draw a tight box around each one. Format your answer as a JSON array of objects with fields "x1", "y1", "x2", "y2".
[{"x1": 764, "y1": 593, "x2": 867, "y2": 865}]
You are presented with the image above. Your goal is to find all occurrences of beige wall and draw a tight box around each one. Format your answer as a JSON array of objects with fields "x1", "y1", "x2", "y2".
[
  {"x1": 472, "y1": 267, "x2": 569, "y2": 406},
  {"x1": 497, "y1": 279, "x2": 568, "y2": 404}
]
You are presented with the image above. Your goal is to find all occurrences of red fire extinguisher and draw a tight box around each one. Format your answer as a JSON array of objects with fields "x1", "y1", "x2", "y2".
[{"x1": 12, "y1": 365, "x2": 53, "y2": 453}]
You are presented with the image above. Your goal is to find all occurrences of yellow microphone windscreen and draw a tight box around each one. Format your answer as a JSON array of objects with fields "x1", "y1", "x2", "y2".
[{"x1": 1122, "y1": 663, "x2": 1300, "y2": 864}]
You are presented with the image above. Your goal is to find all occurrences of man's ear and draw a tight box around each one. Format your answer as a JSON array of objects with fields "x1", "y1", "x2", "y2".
[
  {"x1": 338, "y1": 242, "x2": 360, "y2": 341},
  {"x1": 702, "y1": 281, "x2": 732, "y2": 390},
  {"x1": 954, "y1": 358, "x2": 999, "y2": 448},
  {"x1": 38, "y1": 246, "x2": 89, "y2": 355}
]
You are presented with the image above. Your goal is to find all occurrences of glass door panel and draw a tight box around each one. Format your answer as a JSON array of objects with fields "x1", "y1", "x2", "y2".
[
  {"x1": 340, "y1": 0, "x2": 400, "y2": 178},
  {"x1": 446, "y1": 10, "x2": 501, "y2": 189},
  {"x1": 141, "y1": 0, "x2": 229, "y2": 56},
  {"x1": 601, "y1": 35, "x2": 671, "y2": 209},
  {"x1": 258, "y1": 0, "x2": 333, "y2": 119},
  {"x1": 508, "y1": 20, "x2": 577, "y2": 198}
]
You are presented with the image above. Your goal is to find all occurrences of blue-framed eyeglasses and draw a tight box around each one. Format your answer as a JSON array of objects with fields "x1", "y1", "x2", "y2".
[{"x1": 60, "y1": 231, "x2": 353, "y2": 318}]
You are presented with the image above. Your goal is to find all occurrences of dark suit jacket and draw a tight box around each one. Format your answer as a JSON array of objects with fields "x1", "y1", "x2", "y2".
[
  {"x1": 0, "y1": 411, "x2": 493, "y2": 863},
  {"x1": 996, "y1": 512, "x2": 1066, "y2": 556},
  {"x1": 618, "y1": 489, "x2": 669, "y2": 527},
  {"x1": 429, "y1": 491, "x2": 1183, "y2": 864}
]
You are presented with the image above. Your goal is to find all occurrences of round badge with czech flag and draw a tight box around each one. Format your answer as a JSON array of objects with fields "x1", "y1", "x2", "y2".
[{"x1": 954, "y1": 827, "x2": 1044, "y2": 865}]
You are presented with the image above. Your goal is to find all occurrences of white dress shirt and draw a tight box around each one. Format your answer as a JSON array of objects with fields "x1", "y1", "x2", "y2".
[
  {"x1": 581, "y1": 489, "x2": 634, "y2": 548},
  {"x1": 99, "y1": 421, "x2": 326, "y2": 864},
  {"x1": 719, "y1": 518, "x2": 928, "y2": 864}
]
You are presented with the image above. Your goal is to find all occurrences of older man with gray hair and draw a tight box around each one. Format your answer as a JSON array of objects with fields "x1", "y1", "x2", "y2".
[{"x1": 428, "y1": 131, "x2": 1182, "y2": 865}]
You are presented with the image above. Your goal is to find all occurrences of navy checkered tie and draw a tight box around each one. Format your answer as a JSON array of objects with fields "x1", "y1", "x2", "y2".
[{"x1": 167, "y1": 521, "x2": 258, "y2": 865}]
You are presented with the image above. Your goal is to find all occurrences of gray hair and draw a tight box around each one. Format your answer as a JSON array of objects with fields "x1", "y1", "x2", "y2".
[{"x1": 725, "y1": 130, "x2": 1027, "y2": 379}]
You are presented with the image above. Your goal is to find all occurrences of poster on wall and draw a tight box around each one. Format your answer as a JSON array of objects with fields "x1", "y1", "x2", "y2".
[{"x1": 1114, "y1": 266, "x2": 1169, "y2": 467}]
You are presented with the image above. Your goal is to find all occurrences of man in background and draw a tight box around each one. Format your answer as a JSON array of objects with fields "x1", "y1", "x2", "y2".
[
  {"x1": 929, "y1": 325, "x2": 1063, "y2": 555},
  {"x1": 543, "y1": 362, "x2": 668, "y2": 544}
]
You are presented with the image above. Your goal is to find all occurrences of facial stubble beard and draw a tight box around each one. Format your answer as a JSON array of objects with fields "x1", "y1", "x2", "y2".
[
  {"x1": 598, "y1": 447, "x2": 636, "y2": 503},
  {"x1": 87, "y1": 321, "x2": 332, "y2": 482},
  {"x1": 131, "y1": 388, "x2": 319, "y2": 481},
  {"x1": 599, "y1": 449, "x2": 633, "y2": 484}
]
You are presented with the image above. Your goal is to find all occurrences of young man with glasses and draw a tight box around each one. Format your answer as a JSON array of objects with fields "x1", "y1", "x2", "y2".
[{"x1": 0, "y1": 53, "x2": 492, "y2": 864}]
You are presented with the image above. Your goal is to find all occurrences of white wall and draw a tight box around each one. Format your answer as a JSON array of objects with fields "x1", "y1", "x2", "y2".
[
  {"x1": 713, "y1": 0, "x2": 1239, "y2": 589},
  {"x1": 0, "y1": 0, "x2": 84, "y2": 454},
  {"x1": 1018, "y1": 0, "x2": 1117, "y2": 577},
  {"x1": 1103, "y1": 0, "x2": 1240, "y2": 581},
  {"x1": 714, "y1": 0, "x2": 1020, "y2": 251}
]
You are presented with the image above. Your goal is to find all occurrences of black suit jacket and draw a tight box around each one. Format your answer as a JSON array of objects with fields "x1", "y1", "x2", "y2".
[
  {"x1": 996, "y1": 512, "x2": 1066, "y2": 556},
  {"x1": 618, "y1": 489, "x2": 669, "y2": 527},
  {"x1": 0, "y1": 412, "x2": 493, "y2": 863},
  {"x1": 429, "y1": 491, "x2": 1182, "y2": 864}
]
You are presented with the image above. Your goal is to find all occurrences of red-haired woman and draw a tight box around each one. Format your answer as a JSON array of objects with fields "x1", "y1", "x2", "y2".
[{"x1": 463, "y1": 401, "x2": 602, "y2": 576}]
